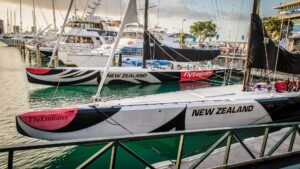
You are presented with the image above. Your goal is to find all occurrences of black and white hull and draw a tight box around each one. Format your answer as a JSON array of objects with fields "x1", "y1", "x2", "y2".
[
  {"x1": 26, "y1": 66, "x2": 234, "y2": 86},
  {"x1": 16, "y1": 85, "x2": 300, "y2": 140}
]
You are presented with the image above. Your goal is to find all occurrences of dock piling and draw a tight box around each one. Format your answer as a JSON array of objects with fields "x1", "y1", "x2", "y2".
[
  {"x1": 118, "y1": 52, "x2": 122, "y2": 67},
  {"x1": 28, "y1": 48, "x2": 32, "y2": 63},
  {"x1": 36, "y1": 44, "x2": 41, "y2": 67}
]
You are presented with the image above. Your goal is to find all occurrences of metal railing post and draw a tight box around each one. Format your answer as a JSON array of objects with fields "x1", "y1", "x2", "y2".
[
  {"x1": 288, "y1": 126, "x2": 298, "y2": 152},
  {"x1": 223, "y1": 132, "x2": 233, "y2": 165},
  {"x1": 259, "y1": 127, "x2": 269, "y2": 158},
  {"x1": 176, "y1": 134, "x2": 185, "y2": 169},
  {"x1": 266, "y1": 126, "x2": 295, "y2": 156},
  {"x1": 189, "y1": 131, "x2": 232, "y2": 169},
  {"x1": 8, "y1": 150, "x2": 13, "y2": 169},
  {"x1": 76, "y1": 142, "x2": 115, "y2": 169},
  {"x1": 232, "y1": 133, "x2": 256, "y2": 159},
  {"x1": 109, "y1": 144, "x2": 117, "y2": 169},
  {"x1": 117, "y1": 142, "x2": 155, "y2": 169}
]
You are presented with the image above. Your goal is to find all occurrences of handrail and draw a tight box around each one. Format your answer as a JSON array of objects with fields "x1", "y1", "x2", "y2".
[
  {"x1": 0, "y1": 122, "x2": 299, "y2": 152},
  {"x1": 1, "y1": 121, "x2": 300, "y2": 169}
]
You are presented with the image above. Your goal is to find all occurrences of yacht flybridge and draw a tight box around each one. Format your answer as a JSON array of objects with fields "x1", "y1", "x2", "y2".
[
  {"x1": 17, "y1": 0, "x2": 300, "y2": 140},
  {"x1": 57, "y1": 1, "x2": 119, "y2": 66}
]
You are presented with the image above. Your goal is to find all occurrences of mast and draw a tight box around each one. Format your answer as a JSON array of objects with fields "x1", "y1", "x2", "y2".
[
  {"x1": 52, "y1": 0, "x2": 57, "y2": 30},
  {"x1": 11, "y1": 11, "x2": 13, "y2": 33},
  {"x1": 242, "y1": 0, "x2": 261, "y2": 91},
  {"x1": 48, "y1": 0, "x2": 75, "y2": 67},
  {"x1": 32, "y1": 0, "x2": 37, "y2": 33},
  {"x1": 20, "y1": 0, "x2": 22, "y2": 33},
  {"x1": 94, "y1": 0, "x2": 137, "y2": 102},
  {"x1": 6, "y1": 9, "x2": 9, "y2": 33},
  {"x1": 14, "y1": 10, "x2": 16, "y2": 27},
  {"x1": 142, "y1": 0, "x2": 149, "y2": 68}
]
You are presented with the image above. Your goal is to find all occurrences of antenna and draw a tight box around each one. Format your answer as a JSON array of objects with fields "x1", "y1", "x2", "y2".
[
  {"x1": 20, "y1": 0, "x2": 22, "y2": 33},
  {"x1": 52, "y1": 0, "x2": 57, "y2": 30},
  {"x1": 32, "y1": 0, "x2": 37, "y2": 33},
  {"x1": 86, "y1": 0, "x2": 101, "y2": 18},
  {"x1": 10, "y1": 10, "x2": 12, "y2": 33}
]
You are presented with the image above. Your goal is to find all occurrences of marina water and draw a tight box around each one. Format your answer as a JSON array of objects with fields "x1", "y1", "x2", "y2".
[{"x1": 0, "y1": 43, "x2": 264, "y2": 169}]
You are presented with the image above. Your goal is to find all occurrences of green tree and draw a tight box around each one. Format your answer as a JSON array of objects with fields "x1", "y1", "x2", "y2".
[
  {"x1": 190, "y1": 21, "x2": 217, "y2": 44},
  {"x1": 262, "y1": 16, "x2": 293, "y2": 42}
]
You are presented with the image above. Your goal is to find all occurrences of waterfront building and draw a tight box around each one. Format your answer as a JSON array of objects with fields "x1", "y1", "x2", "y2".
[{"x1": 274, "y1": 0, "x2": 300, "y2": 52}]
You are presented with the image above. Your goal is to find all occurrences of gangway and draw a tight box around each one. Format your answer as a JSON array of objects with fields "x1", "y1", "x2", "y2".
[{"x1": 1, "y1": 122, "x2": 300, "y2": 169}]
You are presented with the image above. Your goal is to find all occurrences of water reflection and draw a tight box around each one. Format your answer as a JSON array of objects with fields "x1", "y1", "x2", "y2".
[{"x1": 28, "y1": 80, "x2": 227, "y2": 109}]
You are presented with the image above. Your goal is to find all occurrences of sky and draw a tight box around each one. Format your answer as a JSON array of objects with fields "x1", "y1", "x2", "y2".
[{"x1": 0, "y1": 0, "x2": 291, "y2": 41}]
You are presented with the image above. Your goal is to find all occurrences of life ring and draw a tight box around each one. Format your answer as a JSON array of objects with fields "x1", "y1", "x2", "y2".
[{"x1": 128, "y1": 41, "x2": 134, "y2": 45}]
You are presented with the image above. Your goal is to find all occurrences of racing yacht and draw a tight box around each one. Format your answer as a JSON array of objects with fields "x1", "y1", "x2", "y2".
[
  {"x1": 17, "y1": 0, "x2": 300, "y2": 141},
  {"x1": 24, "y1": 0, "x2": 228, "y2": 86}
]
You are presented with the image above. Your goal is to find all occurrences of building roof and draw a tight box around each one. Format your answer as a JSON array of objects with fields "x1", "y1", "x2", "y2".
[{"x1": 273, "y1": 0, "x2": 300, "y2": 9}]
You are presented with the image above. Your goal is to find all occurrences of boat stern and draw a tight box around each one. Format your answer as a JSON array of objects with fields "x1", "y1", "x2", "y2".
[
  {"x1": 16, "y1": 107, "x2": 78, "y2": 139},
  {"x1": 16, "y1": 106, "x2": 122, "y2": 140}
]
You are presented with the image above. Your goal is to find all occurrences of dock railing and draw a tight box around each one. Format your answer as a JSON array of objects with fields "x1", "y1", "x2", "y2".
[{"x1": 1, "y1": 122, "x2": 300, "y2": 169}]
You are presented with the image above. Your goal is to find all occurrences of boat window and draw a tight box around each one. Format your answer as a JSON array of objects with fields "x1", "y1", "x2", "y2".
[
  {"x1": 123, "y1": 32, "x2": 143, "y2": 39},
  {"x1": 99, "y1": 23, "x2": 104, "y2": 31},
  {"x1": 82, "y1": 37, "x2": 87, "y2": 43},
  {"x1": 94, "y1": 23, "x2": 101, "y2": 29},
  {"x1": 66, "y1": 36, "x2": 75, "y2": 43},
  {"x1": 76, "y1": 37, "x2": 81, "y2": 43},
  {"x1": 82, "y1": 37, "x2": 92, "y2": 43},
  {"x1": 81, "y1": 37, "x2": 89, "y2": 43}
]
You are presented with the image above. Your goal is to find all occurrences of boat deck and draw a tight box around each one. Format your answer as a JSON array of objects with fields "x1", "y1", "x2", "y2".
[{"x1": 98, "y1": 84, "x2": 300, "y2": 107}]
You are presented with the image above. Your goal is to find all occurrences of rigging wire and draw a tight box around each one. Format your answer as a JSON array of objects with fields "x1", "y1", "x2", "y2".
[
  {"x1": 210, "y1": 0, "x2": 221, "y2": 40},
  {"x1": 260, "y1": 7, "x2": 271, "y2": 85},
  {"x1": 272, "y1": 18, "x2": 284, "y2": 88},
  {"x1": 156, "y1": 0, "x2": 161, "y2": 26},
  {"x1": 200, "y1": 0, "x2": 212, "y2": 21},
  {"x1": 82, "y1": 0, "x2": 90, "y2": 19},
  {"x1": 54, "y1": 0, "x2": 65, "y2": 20},
  {"x1": 36, "y1": 0, "x2": 50, "y2": 27},
  {"x1": 215, "y1": 0, "x2": 223, "y2": 40},
  {"x1": 235, "y1": 0, "x2": 244, "y2": 42}
]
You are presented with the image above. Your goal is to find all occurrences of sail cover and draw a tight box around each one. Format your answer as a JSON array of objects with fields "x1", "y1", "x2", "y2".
[
  {"x1": 143, "y1": 31, "x2": 220, "y2": 62},
  {"x1": 247, "y1": 14, "x2": 300, "y2": 74}
]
